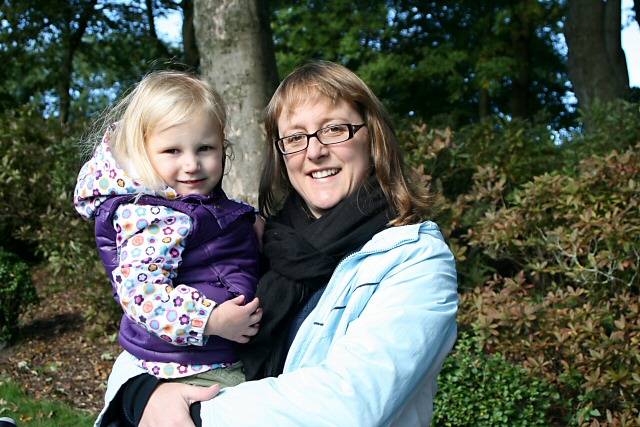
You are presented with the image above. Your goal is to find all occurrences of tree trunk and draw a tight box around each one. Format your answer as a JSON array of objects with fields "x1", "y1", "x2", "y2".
[
  {"x1": 634, "y1": 0, "x2": 640, "y2": 30},
  {"x1": 604, "y1": 0, "x2": 629, "y2": 89},
  {"x1": 144, "y1": 0, "x2": 170, "y2": 58},
  {"x1": 145, "y1": 0, "x2": 159, "y2": 40},
  {"x1": 509, "y1": 3, "x2": 533, "y2": 119},
  {"x1": 565, "y1": 0, "x2": 629, "y2": 109},
  {"x1": 194, "y1": 0, "x2": 278, "y2": 205},
  {"x1": 59, "y1": 0, "x2": 96, "y2": 123},
  {"x1": 182, "y1": 0, "x2": 200, "y2": 71},
  {"x1": 478, "y1": 86, "x2": 490, "y2": 119}
]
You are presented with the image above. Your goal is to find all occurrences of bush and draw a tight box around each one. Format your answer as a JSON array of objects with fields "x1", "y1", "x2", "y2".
[
  {"x1": 459, "y1": 274, "x2": 640, "y2": 425},
  {"x1": 433, "y1": 332, "x2": 559, "y2": 427},
  {"x1": 0, "y1": 248, "x2": 38, "y2": 344},
  {"x1": 401, "y1": 115, "x2": 561, "y2": 204},
  {"x1": 0, "y1": 106, "x2": 117, "y2": 335},
  {"x1": 401, "y1": 102, "x2": 640, "y2": 425},
  {"x1": 562, "y1": 100, "x2": 640, "y2": 166},
  {"x1": 401, "y1": 100, "x2": 640, "y2": 291},
  {"x1": 400, "y1": 117, "x2": 564, "y2": 290},
  {"x1": 470, "y1": 144, "x2": 639, "y2": 294},
  {"x1": 0, "y1": 107, "x2": 59, "y2": 258}
]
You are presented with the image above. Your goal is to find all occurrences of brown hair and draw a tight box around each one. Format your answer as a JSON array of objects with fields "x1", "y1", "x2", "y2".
[{"x1": 259, "y1": 60, "x2": 430, "y2": 225}]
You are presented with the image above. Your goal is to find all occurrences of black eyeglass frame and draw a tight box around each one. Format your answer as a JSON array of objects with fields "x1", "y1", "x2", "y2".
[{"x1": 275, "y1": 123, "x2": 366, "y2": 155}]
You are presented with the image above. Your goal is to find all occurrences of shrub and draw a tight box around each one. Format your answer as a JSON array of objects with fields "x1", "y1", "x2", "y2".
[
  {"x1": 400, "y1": 117, "x2": 564, "y2": 290},
  {"x1": 0, "y1": 248, "x2": 38, "y2": 344},
  {"x1": 459, "y1": 274, "x2": 640, "y2": 426},
  {"x1": 401, "y1": 116, "x2": 561, "y2": 204},
  {"x1": 433, "y1": 332, "x2": 559, "y2": 427},
  {"x1": 0, "y1": 106, "x2": 59, "y2": 257},
  {"x1": 470, "y1": 144, "x2": 639, "y2": 294},
  {"x1": 562, "y1": 100, "x2": 640, "y2": 166},
  {"x1": 401, "y1": 103, "x2": 640, "y2": 425},
  {"x1": 0, "y1": 107, "x2": 117, "y2": 335},
  {"x1": 400, "y1": 101, "x2": 640, "y2": 291}
]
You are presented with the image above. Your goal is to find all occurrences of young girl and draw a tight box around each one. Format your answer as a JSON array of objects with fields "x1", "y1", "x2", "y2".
[{"x1": 74, "y1": 71, "x2": 262, "y2": 424}]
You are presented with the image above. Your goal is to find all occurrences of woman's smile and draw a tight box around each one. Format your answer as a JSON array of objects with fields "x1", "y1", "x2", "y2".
[{"x1": 309, "y1": 168, "x2": 340, "y2": 179}]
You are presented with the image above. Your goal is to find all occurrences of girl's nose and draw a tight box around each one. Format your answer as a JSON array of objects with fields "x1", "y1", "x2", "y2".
[{"x1": 182, "y1": 154, "x2": 200, "y2": 172}]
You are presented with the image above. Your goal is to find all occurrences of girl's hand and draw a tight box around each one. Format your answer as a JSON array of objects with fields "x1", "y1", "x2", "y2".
[
  {"x1": 139, "y1": 382, "x2": 220, "y2": 427},
  {"x1": 205, "y1": 295, "x2": 262, "y2": 343}
]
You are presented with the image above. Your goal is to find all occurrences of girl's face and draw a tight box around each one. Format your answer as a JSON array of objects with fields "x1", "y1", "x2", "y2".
[
  {"x1": 146, "y1": 110, "x2": 224, "y2": 196},
  {"x1": 278, "y1": 95, "x2": 371, "y2": 218}
]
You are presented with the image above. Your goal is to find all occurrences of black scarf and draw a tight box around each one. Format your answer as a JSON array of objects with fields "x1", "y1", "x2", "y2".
[{"x1": 239, "y1": 175, "x2": 393, "y2": 380}]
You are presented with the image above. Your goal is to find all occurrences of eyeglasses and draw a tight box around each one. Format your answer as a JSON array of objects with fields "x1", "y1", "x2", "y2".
[{"x1": 276, "y1": 123, "x2": 366, "y2": 155}]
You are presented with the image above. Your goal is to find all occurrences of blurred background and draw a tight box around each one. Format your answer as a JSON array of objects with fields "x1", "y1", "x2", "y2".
[{"x1": 0, "y1": 1, "x2": 638, "y2": 426}]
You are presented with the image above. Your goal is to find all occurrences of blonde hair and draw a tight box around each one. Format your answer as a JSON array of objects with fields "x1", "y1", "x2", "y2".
[
  {"x1": 260, "y1": 60, "x2": 431, "y2": 225},
  {"x1": 89, "y1": 70, "x2": 226, "y2": 190}
]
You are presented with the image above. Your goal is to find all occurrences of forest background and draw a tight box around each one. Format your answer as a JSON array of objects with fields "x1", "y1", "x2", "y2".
[{"x1": 0, "y1": 0, "x2": 639, "y2": 426}]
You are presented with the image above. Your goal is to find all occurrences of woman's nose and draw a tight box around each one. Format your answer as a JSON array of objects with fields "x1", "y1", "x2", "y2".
[{"x1": 305, "y1": 137, "x2": 328, "y2": 160}]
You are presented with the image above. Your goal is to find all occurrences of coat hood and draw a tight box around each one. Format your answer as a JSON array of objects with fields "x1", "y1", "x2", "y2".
[{"x1": 74, "y1": 130, "x2": 178, "y2": 220}]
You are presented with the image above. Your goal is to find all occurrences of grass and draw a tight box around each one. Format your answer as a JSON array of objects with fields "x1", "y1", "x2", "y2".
[{"x1": 0, "y1": 377, "x2": 95, "y2": 427}]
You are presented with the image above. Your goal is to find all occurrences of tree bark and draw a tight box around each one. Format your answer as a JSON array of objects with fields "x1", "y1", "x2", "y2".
[
  {"x1": 509, "y1": 2, "x2": 533, "y2": 119},
  {"x1": 145, "y1": 0, "x2": 159, "y2": 40},
  {"x1": 144, "y1": 0, "x2": 171, "y2": 58},
  {"x1": 182, "y1": 0, "x2": 200, "y2": 71},
  {"x1": 194, "y1": 0, "x2": 278, "y2": 205},
  {"x1": 604, "y1": 0, "x2": 630, "y2": 89},
  {"x1": 565, "y1": 0, "x2": 629, "y2": 109},
  {"x1": 59, "y1": 0, "x2": 96, "y2": 123},
  {"x1": 478, "y1": 86, "x2": 490, "y2": 119}
]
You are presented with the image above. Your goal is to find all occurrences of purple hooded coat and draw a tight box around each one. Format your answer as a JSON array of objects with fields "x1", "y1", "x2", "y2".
[{"x1": 74, "y1": 138, "x2": 259, "y2": 366}]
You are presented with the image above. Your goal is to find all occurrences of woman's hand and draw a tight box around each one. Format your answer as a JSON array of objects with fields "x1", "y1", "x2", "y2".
[
  {"x1": 205, "y1": 295, "x2": 262, "y2": 343},
  {"x1": 139, "y1": 382, "x2": 220, "y2": 427}
]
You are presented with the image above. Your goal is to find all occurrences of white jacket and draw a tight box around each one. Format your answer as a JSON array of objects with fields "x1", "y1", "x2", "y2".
[{"x1": 100, "y1": 221, "x2": 458, "y2": 426}]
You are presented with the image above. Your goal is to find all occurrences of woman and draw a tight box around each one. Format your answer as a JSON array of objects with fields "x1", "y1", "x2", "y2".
[{"x1": 109, "y1": 61, "x2": 458, "y2": 427}]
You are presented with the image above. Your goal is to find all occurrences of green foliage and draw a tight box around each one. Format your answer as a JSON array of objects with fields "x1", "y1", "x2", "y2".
[
  {"x1": 0, "y1": 376, "x2": 94, "y2": 426},
  {"x1": 401, "y1": 116, "x2": 563, "y2": 289},
  {"x1": 402, "y1": 99, "x2": 640, "y2": 425},
  {"x1": 0, "y1": 106, "x2": 89, "y2": 266},
  {"x1": 0, "y1": 106, "x2": 116, "y2": 334},
  {"x1": 562, "y1": 100, "x2": 640, "y2": 167},
  {"x1": 0, "y1": 106, "x2": 58, "y2": 254},
  {"x1": 0, "y1": 249, "x2": 38, "y2": 344},
  {"x1": 470, "y1": 145, "x2": 639, "y2": 294},
  {"x1": 459, "y1": 276, "x2": 640, "y2": 426},
  {"x1": 0, "y1": 0, "x2": 181, "y2": 118},
  {"x1": 272, "y1": 0, "x2": 571, "y2": 127},
  {"x1": 433, "y1": 332, "x2": 559, "y2": 427}
]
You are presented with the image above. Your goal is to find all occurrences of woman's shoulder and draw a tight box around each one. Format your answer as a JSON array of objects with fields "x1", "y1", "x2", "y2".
[
  {"x1": 342, "y1": 221, "x2": 454, "y2": 285},
  {"x1": 363, "y1": 220, "x2": 447, "y2": 253}
]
